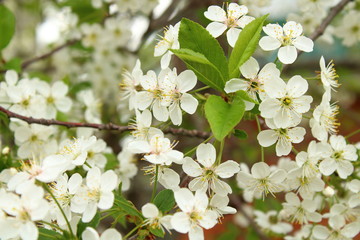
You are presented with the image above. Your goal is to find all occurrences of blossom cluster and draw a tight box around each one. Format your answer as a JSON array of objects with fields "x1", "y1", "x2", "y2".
[{"x1": 0, "y1": 1, "x2": 360, "y2": 240}]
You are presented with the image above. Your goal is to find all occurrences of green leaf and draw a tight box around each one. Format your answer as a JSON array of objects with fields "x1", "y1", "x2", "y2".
[
  {"x1": 77, "y1": 212, "x2": 100, "y2": 238},
  {"x1": 236, "y1": 90, "x2": 258, "y2": 104},
  {"x1": 0, "y1": 5, "x2": 15, "y2": 50},
  {"x1": 114, "y1": 194, "x2": 143, "y2": 219},
  {"x1": 38, "y1": 228, "x2": 64, "y2": 240},
  {"x1": 149, "y1": 227, "x2": 165, "y2": 238},
  {"x1": 3, "y1": 57, "x2": 21, "y2": 72},
  {"x1": 178, "y1": 18, "x2": 228, "y2": 91},
  {"x1": 171, "y1": 48, "x2": 225, "y2": 91},
  {"x1": 228, "y1": 15, "x2": 268, "y2": 79},
  {"x1": 234, "y1": 129, "x2": 248, "y2": 139},
  {"x1": 205, "y1": 93, "x2": 245, "y2": 141},
  {"x1": 153, "y1": 189, "x2": 175, "y2": 212}
]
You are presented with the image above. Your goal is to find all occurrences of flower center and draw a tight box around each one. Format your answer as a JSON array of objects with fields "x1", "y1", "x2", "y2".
[{"x1": 281, "y1": 96, "x2": 292, "y2": 106}]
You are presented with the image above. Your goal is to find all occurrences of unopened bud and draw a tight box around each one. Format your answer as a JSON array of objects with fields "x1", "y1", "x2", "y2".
[
  {"x1": 323, "y1": 186, "x2": 335, "y2": 197},
  {"x1": 2, "y1": 146, "x2": 10, "y2": 155}
]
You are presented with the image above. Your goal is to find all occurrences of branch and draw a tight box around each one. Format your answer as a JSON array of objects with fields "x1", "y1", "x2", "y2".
[
  {"x1": 229, "y1": 195, "x2": 270, "y2": 240},
  {"x1": 309, "y1": 0, "x2": 351, "y2": 42},
  {"x1": 283, "y1": 0, "x2": 351, "y2": 71},
  {"x1": 0, "y1": 106, "x2": 211, "y2": 139},
  {"x1": 21, "y1": 39, "x2": 79, "y2": 70}
]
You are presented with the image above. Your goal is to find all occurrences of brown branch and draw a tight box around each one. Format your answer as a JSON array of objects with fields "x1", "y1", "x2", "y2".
[
  {"x1": 309, "y1": 0, "x2": 351, "y2": 42},
  {"x1": 229, "y1": 195, "x2": 270, "y2": 240},
  {"x1": 21, "y1": 39, "x2": 79, "y2": 70},
  {"x1": 0, "y1": 106, "x2": 211, "y2": 139}
]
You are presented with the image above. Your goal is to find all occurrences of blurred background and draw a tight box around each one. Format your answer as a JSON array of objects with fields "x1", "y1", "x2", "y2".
[{"x1": 1, "y1": 0, "x2": 360, "y2": 239}]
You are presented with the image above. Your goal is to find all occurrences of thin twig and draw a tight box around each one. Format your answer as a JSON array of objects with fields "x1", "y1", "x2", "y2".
[
  {"x1": 284, "y1": 0, "x2": 351, "y2": 71},
  {"x1": 0, "y1": 106, "x2": 211, "y2": 139},
  {"x1": 21, "y1": 39, "x2": 79, "y2": 70},
  {"x1": 229, "y1": 195, "x2": 270, "y2": 240}
]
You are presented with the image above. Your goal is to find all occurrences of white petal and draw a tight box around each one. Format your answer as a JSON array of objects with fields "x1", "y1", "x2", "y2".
[
  {"x1": 283, "y1": 21, "x2": 303, "y2": 37},
  {"x1": 100, "y1": 170, "x2": 118, "y2": 192},
  {"x1": 251, "y1": 162, "x2": 270, "y2": 179},
  {"x1": 196, "y1": 143, "x2": 216, "y2": 168},
  {"x1": 319, "y1": 158, "x2": 337, "y2": 176},
  {"x1": 82, "y1": 227, "x2": 99, "y2": 240},
  {"x1": 198, "y1": 210, "x2": 218, "y2": 229},
  {"x1": 226, "y1": 27, "x2": 241, "y2": 47},
  {"x1": 174, "y1": 188, "x2": 194, "y2": 212},
  {"x1": 180, "y1": 93, "x2": 198, "y2": 114},
  {"x1": 171, "y1": 212, "x2": 191, "y2": 233},
  {"x1": 286, "y1": 75, "x2": 308, "y2": 98},
  {"x1": 204, "y1": 6, "x2": 227, "y2": 22},
  {"x1": 177, "y1": 70, "x2": 197, "y2": 93},
  {"x1": 293, "y1": 36, "x2": 314, "y2": 52},
  {"x1": 240, "y1": 57, "x2": 259, "y2": 79},
  {"x1": 206, "y1": 22, "x2": 227, "y2": 38},
  {"x1": 215, "y1": 160, "x2": 240, "y2": 178},
  {"x1": 278, "y1": 46, "x2": 297, "y2": 64},
  {"x1": 183, "y1": 157, "x2": 202, "y2": 177},
  {"x1": 257, "y1": 130, "x2": 278, "y2": 147},
  {"x1": 100, "y1": 228, "x2": 122, "y2": 240},
  {"x1": 259, "y1": 36, "x2": 281, "y2": 51},
  {"x1": 142, "y1": 203, "x2": 159, "y2": 218},
  {"x1": 224, "y1": 78, "x2": 248, "y2": 93},
  {"x1": 263, "y1": 24, "x2": 283, "y2": 39},
  {"x1": 189, "y1": 226, "x2": 204, "y2": 240}
]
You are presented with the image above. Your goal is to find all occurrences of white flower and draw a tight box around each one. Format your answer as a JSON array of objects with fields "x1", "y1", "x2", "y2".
[
  {"x1": 281, "y1": 192, "x2": 322, "y2": 224},
  {"x1": 82, "y1": 227, "x2": 122, "y2": 240},
  {"x1": 37, "y1": 81, "x2": 72, "y2": 118},
  {"x1": 14, "y1": 124, "x2": 57, "y2": 159},
  {"x1": 224, "y1": 57, "x2": 281, "y2": 110},
  {"x1": 334, "y1": 10, "x2": 360, "y2": 47},
  {"x1": 0, "y1": 184, "x2": 49, "y2": 240},
  {"x1": 120, "y1": 59, "x2": 143, "y2": 110},
  {"x1": 319, "y1": 56, "x2": 340, "y2": 90},
  {"x1": 259, "y1": 21, "x2": 314, "y2": 64},
  {"x1": 257, "y1": 118, "x2": 306, "y2": 156},
  {"x1": 348, "y1": 179, "x2": 360, "y2": 207},
  {"x1": 236, "y1": 162, "x2": 286, "y2": 199},
  {"x1": 59, "y1": 136, "x2": 98, "y2": 169},
  {"x1": 7, "y1": 155, "x2": 69, "y2": 193},
  {"x1": 154, "y1": 23, "x2": 180, "y2": 69},
  {"x1": 254, "y1": 210, "x2": 293, "y2": 234},
  {"x1": 319, "y1": 135, "x2": 357, "y2": 179},
  {"x1": 182, "y1": 143, "x2": 240, "y2": 196},
  {"x1": 204, "y1": 3, "x2": 255, "y2": 47},
  {"x1": 136, "y1": 70, "x2": 169, "y2": 122},
  {"x1": 131, "y1": 109, "x2": 162, "y2": 141},
  {"x1": 209, "y1": 194, "x2": 236, "y2": 217},
  {"x1": 166, "y1": 69, "x2": 199, "y2": 126},
  {"x1": 260, "y1": 75, "x2": 313, "y2": 128},
  {"x1": 312, "y1": 217, "x2": 360, "y2": 240},
  {"x1": 81, "y1": 23, "x2": 103, "y2": 48},
  {"x1": 310, "y1": 90, "x2": 339, "y2": 142},
  {"x1": 128, "y1": 134, "x2": 183, "y2": 165},
  {"x1": 71, "y1": 167, "x2": 118, "y2": 222},
  {"x1": 287, "y1": 167, "x2": 325, "y2": 199},
  {"x1": 77, "y1": 90, "x2": 102, "y2": 124},
  {"x1": 295, "y1": 140, "x2": 331, "y2": 178},
  {"x1": 48, "y1": 173, "x2": 82, "y2": 226},
  {"x1": 171, "y1": 188, "x2": 218, "y2": 240},
  {"x1": 141, "y1": 203, "x2": 172, "y2": 232}
]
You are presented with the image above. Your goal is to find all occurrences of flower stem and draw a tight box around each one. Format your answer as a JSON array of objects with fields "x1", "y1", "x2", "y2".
[
  {"x1": 151, "y1": 165, "x2": 159, "y2": 202},
  {"x1": 43, "y1": 183, "x2": 75, "y2": 238},
  {"x1": 189, "y1": 85, "x2": 210, "y2": 94},
  {"x1": 184, "y1": 135, "x2": 213, "y2": 157},
  {"x1": 39, "y1": 220, "x2": 66, "y2": 232},
  {"x1": 345, "y1": 128, "x2": 360, "y2": 139},
  {"x1": 255, "y1": 115, "x2": 265, "y2": 162},
  {"x1": 123, "y1": 223, "x2": 143, "y2": 240},
  {"x1": 216, "y1": 139, "x2": 225, "y2": 165}
]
